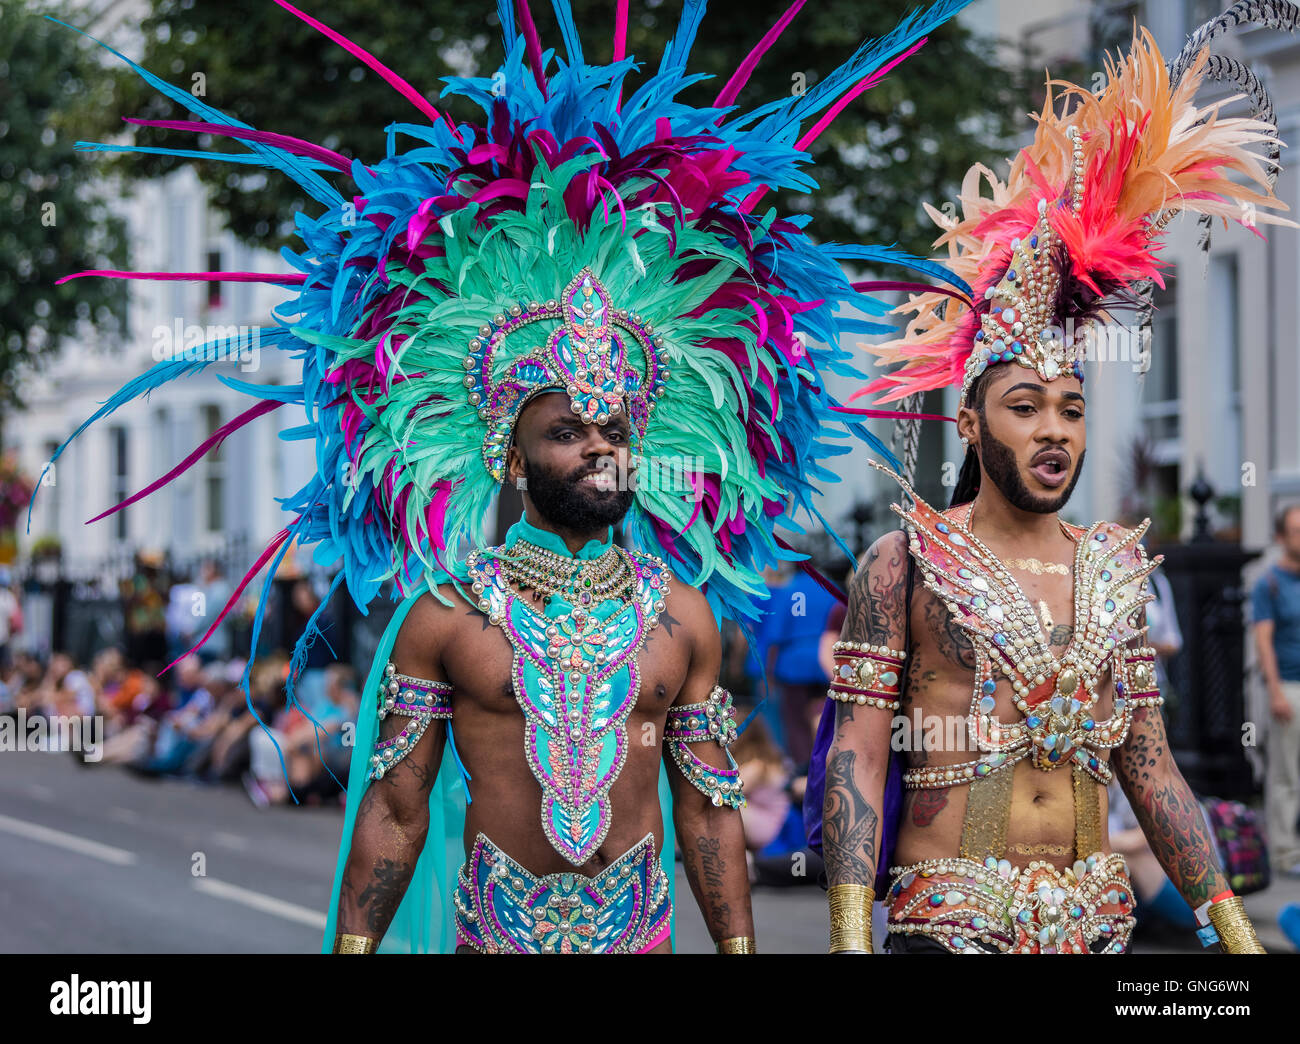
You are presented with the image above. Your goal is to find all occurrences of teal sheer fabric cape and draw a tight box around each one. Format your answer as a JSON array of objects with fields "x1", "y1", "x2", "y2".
[{"x1": 321, "y1": 532, "x2": 678, "y2": 953}]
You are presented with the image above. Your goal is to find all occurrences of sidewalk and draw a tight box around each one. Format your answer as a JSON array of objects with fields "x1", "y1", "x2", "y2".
[
  {"x1": 1247, "y1": 873, "x2": 1300, "y2": 953},
  {"x1": 1139, "y1": 873, "x2": 1300, "y2": 953}
]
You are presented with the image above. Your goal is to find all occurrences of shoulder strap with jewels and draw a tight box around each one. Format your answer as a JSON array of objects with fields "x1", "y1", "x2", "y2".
[{"x1": 465, "y1": 545, "x2": 670, "y2": 866}]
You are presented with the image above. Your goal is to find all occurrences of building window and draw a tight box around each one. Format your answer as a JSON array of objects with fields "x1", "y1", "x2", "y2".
[
  {"x1": 1141, "y1": 277, "x2": 1180, "y2": 442},
  {"x1": 201, "y1": 404, "x2": 224, "y2": 533},
  {"x1": 206, "y1": 250, "x2": 223, "y2": 311},
  {"x1": 109, "y1": 425, "x2": 129, "y2": 541}
]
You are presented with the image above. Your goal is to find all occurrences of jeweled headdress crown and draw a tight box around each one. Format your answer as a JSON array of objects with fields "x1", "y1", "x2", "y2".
[{"x1": 470, "y1": 269, "x2": 665, "y2": 481}]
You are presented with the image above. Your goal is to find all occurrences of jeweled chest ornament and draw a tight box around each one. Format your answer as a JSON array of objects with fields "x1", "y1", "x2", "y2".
[
  {"x1": 467, "y1": 540, "x2": 669, "y2": 866},
  {"x1": 465, "y1": 269, "x2": 669, "y2": 482},
  {"x1": 867, "y1": 462, "x2": 1163, "y2": 790}
]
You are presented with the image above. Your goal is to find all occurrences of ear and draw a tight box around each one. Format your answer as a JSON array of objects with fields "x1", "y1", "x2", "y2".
[
  {"x1": 956, "y1": 404, "x2": 980, "y2": 446},
  {"x1": 506, "y1": 441, "x2": 525, "y2": 485}
]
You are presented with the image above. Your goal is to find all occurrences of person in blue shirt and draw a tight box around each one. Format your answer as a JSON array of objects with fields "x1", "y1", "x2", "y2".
[
  {"x1": 762, "y1": 567, "x2": 837, "y2": 768},
  {"x1": 1252, "y1": 503, "x2": 1300, "y2": 877}
]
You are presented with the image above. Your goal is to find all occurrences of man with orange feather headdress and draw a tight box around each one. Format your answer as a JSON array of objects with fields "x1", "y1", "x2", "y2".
[{"x1": 805, "y1": 5, "x2": 1298, "y2": 954}]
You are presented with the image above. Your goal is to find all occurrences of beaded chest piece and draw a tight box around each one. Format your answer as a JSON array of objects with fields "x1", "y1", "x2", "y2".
[
  {"x1": 466, "y1": 539, "x2": 670, "y2": 866},
  {"x1": 874, "y1": 463, "x2": 1162, "y2": 797}
]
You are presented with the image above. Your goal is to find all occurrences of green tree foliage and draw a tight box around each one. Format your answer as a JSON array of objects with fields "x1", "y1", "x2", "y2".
[
  {"x1": 110, "y1": 0, "x2": 1028, "y2": 254},
  {"x1": 0, "y1": 0, "x2": 127, "y2": 412}
]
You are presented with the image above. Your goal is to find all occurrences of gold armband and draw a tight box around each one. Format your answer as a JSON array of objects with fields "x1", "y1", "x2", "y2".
[
  {"x1": 1207, "y1": 896, "x2": 1266, "y2": 954},
  {"x1": 333, "y1": 933, "x2": 378, "y2": 954},
  {"x1": 716, "y1": 936, "x2": 756, "y2": 954},
  {"x1": 828, "y1": 641, "x2": 905, "y2": 711},
  {"x1": 827, "y1": 883, "x2": 874, "y2": 953}
]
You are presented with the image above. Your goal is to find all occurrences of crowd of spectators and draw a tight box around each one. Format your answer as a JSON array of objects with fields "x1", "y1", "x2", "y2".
[{"x1": 0, "y1": 557, "x2": 362, "y2": 810}]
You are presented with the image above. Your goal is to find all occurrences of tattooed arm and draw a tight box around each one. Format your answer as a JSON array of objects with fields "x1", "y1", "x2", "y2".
[
  {"x1": 823, "y1": 532, "x2": 908, "y2": 912},
  {"x1": 334, "y1": 592, "x2": 450, "y2": 948},
  {"x1": 1113, "y1": 636, "x2": 1227, "y2": 909},
  {"x1": 666, "y1": 583, "x2": 755, "y2": 948}
]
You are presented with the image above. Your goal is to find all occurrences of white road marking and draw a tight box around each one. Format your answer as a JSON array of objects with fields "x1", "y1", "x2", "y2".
[
  {"x1": 0, "y1": 812, "x2": 137, "y2": 866},
  {"x1": 192, "y1": 877, "x2": 327, "y2": 929},
  {"x1": 25, "y1": 784, "x2": 54, "y2": 801},
  {"x1": 108, "y1": 806, "x2": 141, "y2": 823},
  {"x1": 212, "y1": 831, "x2": 249, "y2": 850}
]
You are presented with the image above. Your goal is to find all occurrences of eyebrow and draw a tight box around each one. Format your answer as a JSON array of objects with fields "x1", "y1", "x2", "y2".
[{"x1": 999, "y1": 382, "x2": 1085, "y2": 405}]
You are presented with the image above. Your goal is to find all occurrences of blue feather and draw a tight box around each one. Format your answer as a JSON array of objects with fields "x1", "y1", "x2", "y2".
[
  {"x1": 549, "y1": 0, "x2": 584, "y2": 66},
  {"x1": 827, "y1": 242, "x2": 973, "y2": 297}
]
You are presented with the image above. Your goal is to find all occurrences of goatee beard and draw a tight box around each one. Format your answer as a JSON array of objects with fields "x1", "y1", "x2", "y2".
[
  {"x1": 977, "y1": 412, "x2": 1085, "y2": 515},
  {"x1": 524, "y1": 457, "x2": 633, "y2": 533}
]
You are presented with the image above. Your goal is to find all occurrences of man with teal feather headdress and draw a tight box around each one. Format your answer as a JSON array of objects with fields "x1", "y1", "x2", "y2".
[{"x1": 39, "y1": 0, "x2": 978, "y2": 952}]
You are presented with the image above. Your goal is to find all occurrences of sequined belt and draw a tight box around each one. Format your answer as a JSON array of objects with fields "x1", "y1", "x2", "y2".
[
  {"x1": 454, "y1": 832, "x2": 672, "y2": 954},
  {"x1": 886, "y1": 853, "x2": 1135, "y2": 953}
]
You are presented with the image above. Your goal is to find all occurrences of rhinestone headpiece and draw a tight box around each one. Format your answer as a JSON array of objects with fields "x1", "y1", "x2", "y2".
[
  {"x1": 463, "y1": 269, "x2": 668, "y2": 481},
  {"x1": 960, "y1": 127, "x2": 1090, "y2": 410},
  {"x1": 960, "y1": 207, "x2": 1089, "y2": 409}
]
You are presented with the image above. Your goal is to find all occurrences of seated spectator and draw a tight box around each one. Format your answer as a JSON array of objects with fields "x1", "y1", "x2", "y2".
[
  {"x1": 4, "y1": 651, "x2": 45, "y2": 713},
  {"x1": 204, "y1": 654, "x2": 288, "y2": 788},
  {"x1": 98, "y1": 667, "x2": 167, "y2": 765},
  {"x1": 734, "y1": 713, "x2": 793, "y2": 853},
  {"x1": 35, "y1": 651, "x2": 97, "y2": 721},
  {"x1": 91, "y1": 647, "x2": 129, "y2": 734},
  {"x1": 129, "y1": 655, "x2": 215, "y2": 777},
  {"x1": 245, "y1": 660, "x2": 359, "y2": 807}
]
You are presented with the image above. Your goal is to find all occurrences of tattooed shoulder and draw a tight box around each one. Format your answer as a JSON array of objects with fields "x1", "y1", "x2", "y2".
[{"x1": 843, "y1": 530, "x2": 908, "y2": 647}]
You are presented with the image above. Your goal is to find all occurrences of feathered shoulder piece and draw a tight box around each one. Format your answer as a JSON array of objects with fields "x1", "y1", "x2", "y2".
[
  {"x1": 37, "y1": 0, "x2": 975, "y2": 698},
  {"x1": 860, "y1": 12, "x2": 1296, "y2": 410}
]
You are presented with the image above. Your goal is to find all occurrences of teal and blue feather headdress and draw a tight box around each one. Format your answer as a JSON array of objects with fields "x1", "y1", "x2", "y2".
[{"x1": 35, "y1": 0, "x2": 972, "y2": 700}]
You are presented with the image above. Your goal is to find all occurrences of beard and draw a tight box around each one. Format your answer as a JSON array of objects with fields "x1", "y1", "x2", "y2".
[
  {"x1": 524, "y1": 456, "x2": 634, "y2": 533},
  {"x1": 977, "y1": 411, "x2": 1085, "y2": 514}
]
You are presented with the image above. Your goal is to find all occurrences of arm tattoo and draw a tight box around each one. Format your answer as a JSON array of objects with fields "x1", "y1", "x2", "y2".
[
  {"x1": 844, "y1": 542, "x2": 905, "y2": 646},
  {"x1": 357, "y1": 857, "x2": 414, "y2": 934},
  {"x1": 697, "y1": 835, "x2": 732, "y2": 932},
  {"x1": 823, "y1": 748, "x2": 879, "y2": 887},
  {"x1": 1116, "y1": 707, "x2": 1225, "y2": 907},
  {"x1": 680, "y1": 834, "x2": 734, "y2": 937}
]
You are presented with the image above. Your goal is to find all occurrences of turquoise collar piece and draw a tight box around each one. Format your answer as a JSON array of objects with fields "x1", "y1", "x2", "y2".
[{"x1": 504, "y1": 513, "x2": 613, "y2": 561}]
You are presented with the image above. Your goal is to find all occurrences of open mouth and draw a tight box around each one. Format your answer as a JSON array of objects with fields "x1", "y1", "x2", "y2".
[
  {"x1": 579, "y1": 470, "x2": 617, "y2": 493},
  {"x1": 1028, "y1": 449, "x2": 1070, "y2": 489}
]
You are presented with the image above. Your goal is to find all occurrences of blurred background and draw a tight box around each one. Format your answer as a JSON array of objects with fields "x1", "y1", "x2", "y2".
[{"x1": 2, "y1": 0, "x2": 1299, "y2": 953}]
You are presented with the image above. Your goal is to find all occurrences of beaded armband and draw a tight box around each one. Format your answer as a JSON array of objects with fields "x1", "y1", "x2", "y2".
[
  {"x1": 367, "y1": 661, "x2": 454, "y2": 781},
  {"x1": 1117, "y1": 646, "x2": 1163, "y2": 709},
  {"x1": 665, "y1": 685, "x2": 745, "y2": 809},
  {"x1": 828, "y1": 641, "x2": 906, "y2": 711}
]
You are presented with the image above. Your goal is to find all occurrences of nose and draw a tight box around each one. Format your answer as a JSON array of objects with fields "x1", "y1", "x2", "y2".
[
  {"x1": 585, "y1": 425, "x2": 616, "y2": 458},
  {"x1": 1035, "y1": 409, "x2": 1071, "y2": 446}
]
